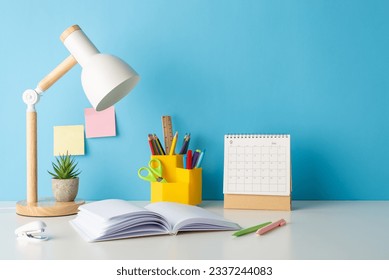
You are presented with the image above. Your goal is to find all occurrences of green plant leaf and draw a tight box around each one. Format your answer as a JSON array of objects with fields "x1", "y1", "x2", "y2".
[{"x1": 48, "y1": 152, "x2": 81, "y2": 179}]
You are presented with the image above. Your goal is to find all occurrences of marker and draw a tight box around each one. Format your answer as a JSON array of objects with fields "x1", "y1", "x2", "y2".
[
  {"x1": 256, "y1": 219, "x2": 286, "y2": 235},
  {"x1": 186, "y1": 150, "x2": 192, "y2": 169},
  {"x1": 195, "y1": 149, "x2": 206, "y2": 168},
  {"x1": 191, "y1": 150, "x2": 200, "y2": 168},
  {"x1": 169, "y1": 132, "x2": 178, "y2": 155}
]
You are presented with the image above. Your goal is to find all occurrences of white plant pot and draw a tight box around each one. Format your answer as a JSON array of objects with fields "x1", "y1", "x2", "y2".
[{"x1": 52, "y1": 178, "x2": 79, "y2": 202}]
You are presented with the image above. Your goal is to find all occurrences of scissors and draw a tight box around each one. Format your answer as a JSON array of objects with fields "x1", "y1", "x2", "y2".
[{"x1": 138, "y1": 158, "x2": 167, "y2": 183}]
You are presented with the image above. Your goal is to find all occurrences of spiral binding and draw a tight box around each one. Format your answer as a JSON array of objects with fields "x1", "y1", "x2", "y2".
[{"x1": 225, "y1": 134, "x2": 289, "y2": 139}]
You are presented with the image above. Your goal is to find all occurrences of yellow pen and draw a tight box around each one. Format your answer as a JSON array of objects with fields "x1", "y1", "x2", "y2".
[{"x1": 169, "y1": 132, "x2": 178, "y2": 155}]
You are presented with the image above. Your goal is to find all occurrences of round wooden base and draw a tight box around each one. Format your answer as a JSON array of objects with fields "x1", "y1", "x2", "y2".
[{"x1": 16, "y1": 198, "x2": 85, "y2": 217}]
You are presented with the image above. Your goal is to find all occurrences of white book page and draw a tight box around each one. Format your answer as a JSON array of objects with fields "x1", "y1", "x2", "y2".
[
  {"x1": 78, "y1": 199, "x2": 148, "y2": 222},
  {"x1": 74, "y1": 211, "x2": 168, "y2": 237},
  {"x1": 70, "y1": 219, "x2": 168, "y2": 242},
  {"x1": 70, "y1": 199, "x2": 171, "y2": 242},
  {"x1": 145, "y1": 202, "x2": 240, "y2": 233}
]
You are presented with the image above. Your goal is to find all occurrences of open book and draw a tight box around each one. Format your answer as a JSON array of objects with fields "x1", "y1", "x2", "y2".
[{"x1": 70, "y1": 199, "x2": 240, "y2": 242}]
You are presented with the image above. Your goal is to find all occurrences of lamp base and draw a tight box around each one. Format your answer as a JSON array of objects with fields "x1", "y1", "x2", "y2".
[{"x1": 16, "y1": 197, "x2": 85, "y2": 217}]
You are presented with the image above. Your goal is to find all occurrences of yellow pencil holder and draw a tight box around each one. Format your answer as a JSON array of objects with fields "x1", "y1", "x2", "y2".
[{"x1": 150, "y1": 155, "x2": 202, "y2": 205}]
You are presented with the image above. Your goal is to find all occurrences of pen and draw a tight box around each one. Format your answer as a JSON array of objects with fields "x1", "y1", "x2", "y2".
[
  {"x1": 256, "y1": 219, "x2": 286, "y2": 235},
  {"x1": 169, "y1": 132, "x2": 178, "y2": 155},
  {"x1": 232, "y1": 222, "x2": 272, "y2": 237}
]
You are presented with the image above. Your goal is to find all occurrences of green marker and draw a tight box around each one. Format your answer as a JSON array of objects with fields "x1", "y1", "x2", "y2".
[{"x1": 232, "y1": 222, "x2": 272, "y2": 237}]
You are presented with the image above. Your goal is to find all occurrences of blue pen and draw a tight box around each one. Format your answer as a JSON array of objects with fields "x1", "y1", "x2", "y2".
[
  {"x1": 195, "y1": 149, "x2": 205, "y2": 168},
  {"x1": 183, "y1": 154, "x2": 187, "y2": 169}
]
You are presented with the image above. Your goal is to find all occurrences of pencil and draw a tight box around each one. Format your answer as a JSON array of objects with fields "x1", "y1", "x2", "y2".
[
  {"x1": 179, "y1": 134, "x2": 189, "y2": 154},
  {"x1": 154, "y1": 134, "x2": 166, "y2": 155},
  {"x1": 169, "y1": 132, "x2": 178, "y2": 155},
  {"x1": 148, "y1": 134, "x2": 156, "y2": 155}
]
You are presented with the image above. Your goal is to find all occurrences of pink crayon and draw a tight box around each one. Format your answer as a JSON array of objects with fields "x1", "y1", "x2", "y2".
[{"x1": 256, "y1": 219, "x2": 286, "y2": 235}]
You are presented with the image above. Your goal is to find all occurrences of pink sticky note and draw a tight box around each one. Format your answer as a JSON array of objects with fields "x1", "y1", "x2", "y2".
[{"x1": 84, "y1": 106, "x2": 116, "y2": 138}]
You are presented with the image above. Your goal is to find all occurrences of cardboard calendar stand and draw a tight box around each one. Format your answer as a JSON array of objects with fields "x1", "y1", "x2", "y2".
[{"x1": 224, "y1": 192, "x2": 291, "y2": 211}]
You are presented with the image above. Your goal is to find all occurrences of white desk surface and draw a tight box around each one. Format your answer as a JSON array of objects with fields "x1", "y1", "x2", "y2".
[{"x1": 1, "y1": 200, "x2": 389, "y2": 260}]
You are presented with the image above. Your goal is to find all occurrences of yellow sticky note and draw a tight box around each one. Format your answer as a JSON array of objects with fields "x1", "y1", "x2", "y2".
[{"x1": 54, "y1": 125, "x2": 85, "y2": 156}]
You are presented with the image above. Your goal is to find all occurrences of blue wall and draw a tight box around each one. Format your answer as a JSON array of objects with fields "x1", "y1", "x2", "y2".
[{"x1": 1, "y1": 0, "x2": 388, "y2": 201}]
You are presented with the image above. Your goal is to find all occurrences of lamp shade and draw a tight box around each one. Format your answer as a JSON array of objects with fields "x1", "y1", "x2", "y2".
[
  {"x1": 61, "y1": 25, "x2": 139, "y2": 111},
  {"x1": 81, "y1": 54, "x2": 140, "y2": 111}
]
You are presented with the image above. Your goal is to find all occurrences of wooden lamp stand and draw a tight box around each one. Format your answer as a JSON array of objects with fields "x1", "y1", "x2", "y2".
[{"x1": 16, "y1": 55, "x2": 84, "y2": 217}]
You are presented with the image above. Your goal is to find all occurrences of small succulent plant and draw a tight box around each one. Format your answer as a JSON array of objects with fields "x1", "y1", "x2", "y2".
[{"x1": 48, "y1": 152, "x2": 81, "y2": 179}]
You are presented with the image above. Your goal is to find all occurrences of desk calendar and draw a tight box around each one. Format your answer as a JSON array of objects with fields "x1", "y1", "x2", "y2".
[{"x1": 223, "y1": 134, "x2": 292, "y2": 211}]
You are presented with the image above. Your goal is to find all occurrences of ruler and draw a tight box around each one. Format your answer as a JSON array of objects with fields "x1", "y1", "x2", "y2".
[{"x1": 162, "y1": 116, "x2": 173, "y2": 154}]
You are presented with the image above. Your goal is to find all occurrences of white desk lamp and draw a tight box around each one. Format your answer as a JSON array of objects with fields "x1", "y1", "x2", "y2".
[{"x1": 16, "y1": 25, "x2": 140, "y2": 217}]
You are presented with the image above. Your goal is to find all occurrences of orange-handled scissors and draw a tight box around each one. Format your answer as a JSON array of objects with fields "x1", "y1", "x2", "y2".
[{"x1": 137, "y1": 158, "x2": 167, "y2": 183}]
